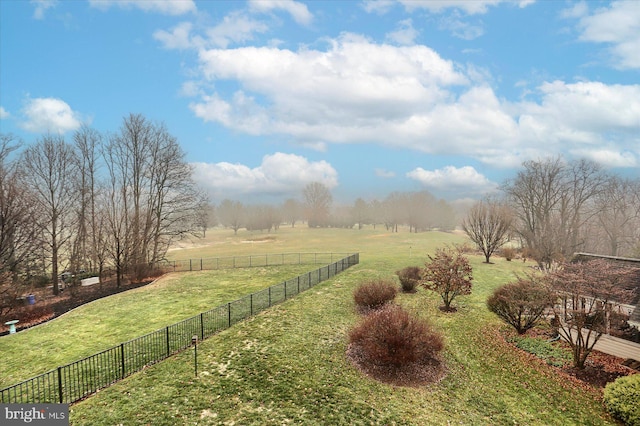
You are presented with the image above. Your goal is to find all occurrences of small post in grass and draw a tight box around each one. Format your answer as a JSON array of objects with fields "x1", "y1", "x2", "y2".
[{"x1": 191, "y1": 335, "x2": 198, "y2": 378}]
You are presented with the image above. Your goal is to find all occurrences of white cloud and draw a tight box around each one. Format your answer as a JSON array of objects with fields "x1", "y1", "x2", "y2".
[
  {"x1": 570, "y1": 148, "x2": 637, "y2": 168},
  {"x1": 397, "y1": 0, "x2": 503, "y2": 15},
  {"x1": 31, "y1": 0, "x2": 57, "y2": 19},
  {"x1": 438, "y1": 14, "x2": 485, "y2": 40},
  {"x1": 205, "y1": 11, "x2": 270, "y2": 48},
  {"x1": 248, "y1": 0, "x2": 313, "y2": 26},
  {"x1": 375, "y1": 168, "x2": 396, "y2": 178},
  {"x1": 153, "y1": 22, "x2": 198, "y2": 50},
  {"x1": 406, "y1": 166, "x2": 498, "y2": 194},
  {"x1": 0, "y1": 107, "x2": 10, "y2": 119},
  {"x1": 191, "y1": 153, "x2": 338, "y2": 199},
  {"x1": 573, "y1": 1, "x2": 640, "y2": 69},
  {"x1": 20, "y1": 97, "x2": 82, "y2": 134},
  {"x1": 185, "y1": 32, "x2": 639, "y2": 170},
  {"x1": 385, "y1": 19, "x2": 419, "y2": 45},
  {"x1": 88, "y1": 0, "x2": 196, "y2": 15}
]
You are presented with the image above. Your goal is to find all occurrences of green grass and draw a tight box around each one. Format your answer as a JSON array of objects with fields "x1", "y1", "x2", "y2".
[
  {"x1": 3, "y1": 226, "x2": 618, "y2": 424},
  {"x1": 0, "y1": 264, "x2": 316, "y2": 387}
]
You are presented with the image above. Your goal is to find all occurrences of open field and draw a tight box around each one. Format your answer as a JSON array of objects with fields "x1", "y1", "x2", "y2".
[{"x1": 4, "y1": 226, "x2": 620, "y2": 424}]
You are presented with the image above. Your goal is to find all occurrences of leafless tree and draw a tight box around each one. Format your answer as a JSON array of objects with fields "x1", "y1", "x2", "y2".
[
  {"x1": 72, "y1": 126, "x2": 102, "y2": 275},
  {"x1": 282, "y1": 198, "x2": 301, "y2": 227},
  {"x1": 587, "y1": 177, "x2": 640, "y2": 257},
  {"x1": 21, "y1": 135, "x2": 79, "y2": 295},
  {"x1": 546, "y1": 259, "x2": 636, "y2": 368},
  {"x1": 502, "y1": 157, "x2": 606, "y2": 271},
  {"x1": 104, "y1": 114, "x2": 206, "y2": 281},
  {"x1": 218, "y1": 199, "x2": 244, "y2": 234},
  {"x1": 462, "y1": 199, "x2": 513, "y2": 263},
  {"x1": 0, "y1": 135, "x2": 40, "y2": 314},
  {"x1": 303, "y1": 182, "x2": 332, "y2": 228},
  {"x1": 351, "y1": 198, "x2": 370, "y2": 230}
]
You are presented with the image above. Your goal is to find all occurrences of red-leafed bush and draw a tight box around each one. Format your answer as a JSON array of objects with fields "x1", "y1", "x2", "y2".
[
  {"x1": 349, "y1": 305, "x2": 443, "y2": 367},
  {"x1": 487, "y1": 276, "x2": 553, "y2": 334},
  {"x1": 395, "y1": 266, "x2": 421, "y2": 293},
  {"x1": 353, "y1": 279, "x2": 397, "y2": 312},
  {"x1": 347, "y1": 305, "x2": 445, "y2": 386}
]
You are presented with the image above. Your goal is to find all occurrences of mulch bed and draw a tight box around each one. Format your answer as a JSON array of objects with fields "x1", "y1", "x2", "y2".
[
  {"x1": 506, "y1": 326, "x2": 637, "y2": 390},
  {"x1": 1, "y1": 277, "x2": 156, "y2": 335}
]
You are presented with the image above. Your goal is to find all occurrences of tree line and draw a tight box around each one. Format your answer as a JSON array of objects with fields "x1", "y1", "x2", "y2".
[
  {"x1": 0, "y1": 114, "x2": 207, "y2": 306},
  {"x1": 213, "y1": 183, "x2": 458, "y2": 235},
  {"x1": 463, "y1": 157, "x2": 640, "y2": 269}
]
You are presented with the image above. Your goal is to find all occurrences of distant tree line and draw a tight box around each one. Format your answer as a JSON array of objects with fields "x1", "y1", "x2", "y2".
[
  {"x1": 462, "y1": 156, "x2": 640, "y2": 268},
  {"x1": 211, "y1": 183, "x2": 457, "y2": 235},
  {"x1": 0, "y1": 114, "x2": 207, "y2": 304}
]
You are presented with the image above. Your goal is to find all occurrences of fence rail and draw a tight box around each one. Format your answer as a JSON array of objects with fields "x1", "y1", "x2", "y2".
[
  {"x1": 158, "y1": 252, "x2": 352, "y2": 273},
  {"x1": 1, "y1": 253, "x2": 359, "y2": 404}
]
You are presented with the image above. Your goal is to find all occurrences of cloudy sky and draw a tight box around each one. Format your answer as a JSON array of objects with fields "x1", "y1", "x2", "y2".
[{"x1": 1, "y1": 0, "x2": 638, "y2": 203}]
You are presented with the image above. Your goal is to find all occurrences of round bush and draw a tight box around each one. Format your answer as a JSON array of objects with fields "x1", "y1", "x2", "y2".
[
  {"x1": 395, "y1": 266, "x2": 422, "y2": 293},
  {"x1": 353, "y1": 279, "x2": 397, "y2": 312},
  {"x1": 487, "y1": 277, "x2": 552, "y2": 335},
  {"x1": 604, "y1": 374, "x2": 640, "y2": 425},
  {"x1": 349, "y1": 304, "x2": 443, "y2": 368}
]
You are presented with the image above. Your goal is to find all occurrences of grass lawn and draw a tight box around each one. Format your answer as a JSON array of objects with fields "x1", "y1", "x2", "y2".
[
  {"x1": 4, "y1": 227, "x2": 619, "y2": 424},
  {"x1": 0, "y1": 264, "x2": 317, "y2": 387}
]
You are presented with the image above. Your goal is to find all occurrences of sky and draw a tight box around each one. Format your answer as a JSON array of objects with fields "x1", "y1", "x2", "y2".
[{"x1": 1, "y1": 0, "x2": 639, "y2": 204}]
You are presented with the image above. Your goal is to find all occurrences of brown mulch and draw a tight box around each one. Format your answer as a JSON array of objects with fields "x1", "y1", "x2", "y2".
[
  {"x1": 346, "y1": 342, "x2": 447, "y2": 387},
  {"x1": 505, "y1": 326, "x2": 637, "y2": 390},
  {"x1": 1, "y1": 277, "x2": 157, "y2": 335}
]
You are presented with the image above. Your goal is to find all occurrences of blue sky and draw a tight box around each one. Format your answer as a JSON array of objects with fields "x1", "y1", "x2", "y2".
[{"x1": 1, "y1": 0, "x2": 639, "y2": 204}]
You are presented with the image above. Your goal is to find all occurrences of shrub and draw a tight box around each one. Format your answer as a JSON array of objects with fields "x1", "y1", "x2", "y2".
[
  {"x1": 349, "y1": 304, "x2": 443, "y2": 368},
  {"x1": 395, "y1": 266, "x2": 421, "y2": 293},
  {"x1": 604, "y1": 374, "x2": 640, "y2": 426},
  {"x1": 422, "y1": 246, "x2": 473, "y2": 312},
  {"x1": 353, "y1": 279, "x2": 397, "y2": 312},
  {"x1": 487, "y1": 277, "x2": 553, "y2": 334},
  {"x1": 501, "y1": 247, "x2": 516, "y2": 261}
]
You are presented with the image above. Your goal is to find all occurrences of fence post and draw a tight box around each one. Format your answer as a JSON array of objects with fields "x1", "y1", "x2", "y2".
[
  {"x1": 228, "y1": 302, "x2": 232, "y2": 327},
  {"x1": 297, "y1": 276, "x2": 300, "y2": 293},
  {"x1": 120, "y1": 343, "x2": 126, "y2": 379},
  {"x1": 250, "y1": 294, "x2": 253, "y2": 316},
  {"x1": 166, "y1": 326, "x2": 170, "y2": 357},
  {"x1": 57, "y1": 367, "x2": 63, "y2": 404},
  {"x1": 200, "y1": 258, "x2": 203, "y2": 271},
  {"x1": 250, "y1": 255, "x2": 252, "y2": 267},
  {"x1": 189, "y1": 259, "x2": 192, "y2": 272},
  {"x1": 268, "y1": 286, "x2": 271, "y2": 307},
  {"x1": 200, "y1": 313, "x2": 205, "y2": 340}
]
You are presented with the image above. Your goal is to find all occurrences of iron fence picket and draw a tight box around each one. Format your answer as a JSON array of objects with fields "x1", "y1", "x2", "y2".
[{"x1": 0, "y1": 253, "x2": 359, "y2": 404}]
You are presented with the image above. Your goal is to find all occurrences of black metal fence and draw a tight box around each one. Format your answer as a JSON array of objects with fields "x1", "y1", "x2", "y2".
[
  {"x1": 0, "y1": 253, "x2": 359, "y2": 404},
  {"x1": 158, "y1": 252, "x2": 351, "y2": 272}
]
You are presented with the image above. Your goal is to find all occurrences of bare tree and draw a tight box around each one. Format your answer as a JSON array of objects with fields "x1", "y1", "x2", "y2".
[
  {"x1": 588, "y1": 177, "x2": 640, "y2": 257},
  {"x1": 547, "y1": 259, "x2": 636, "y2": 368},
  {"x1": 21, "y1": 135, "x2": 79, "y2": 295},
  {"x1": 282, "y1": 198, "x2": 301, "y2": 228},
  {"x1": 72, "y1": 126, "x2": 102, "y2": 275},
  {"x1": 105, "y1": 114, "x2": 205, "y2": 280},
  {"x1": 462, "y1": 199, "x2": 513, "y2": 263},
  {"x1": 303, "y1": 182, "x2": 332, "y2": 228},
  {"x1": 502, "y1": 157, "x2": 606, "y2": 271},
  {"x1": 351, "y1": 198, "x2": 369, "y2": 230},
  {"x1": 218, "y1": 199, "x2": 244, "y2": 234},
  {"x1": 0, "y1": 135, "x2": 40, "y2": 314}
]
